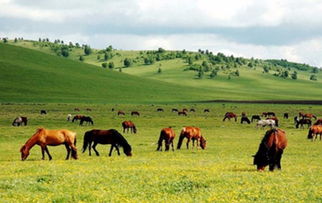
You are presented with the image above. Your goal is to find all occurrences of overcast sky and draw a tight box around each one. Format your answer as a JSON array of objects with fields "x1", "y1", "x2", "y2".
[{"x1": 1, "y1": 0, "x2": 322, "y2": 67}]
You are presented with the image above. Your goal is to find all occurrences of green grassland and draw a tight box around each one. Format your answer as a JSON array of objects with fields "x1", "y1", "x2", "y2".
[{"x1": 0, "y1": 103, "x2": 321, "y2": 202}]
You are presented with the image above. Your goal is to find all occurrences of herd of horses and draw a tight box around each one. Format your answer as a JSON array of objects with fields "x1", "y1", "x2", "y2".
[{"x1": 13, "y1": 108, "x2": 322, "y2": 172}]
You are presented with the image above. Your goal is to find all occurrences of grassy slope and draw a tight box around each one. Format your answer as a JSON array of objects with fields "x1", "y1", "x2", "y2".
[{"x1": 0, "y1": 43, "x2": 218, "y2": 103}]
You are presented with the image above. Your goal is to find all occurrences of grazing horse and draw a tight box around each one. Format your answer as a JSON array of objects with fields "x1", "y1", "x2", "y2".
[
  {"x1": 157, "y1": 108, "x2": 164, "y2": 112},
  {"x1": 283, "y1": 113, "x2": 289, "y2": 119},
  {"x1": 182, "y1": 108, "x2": 188, "y2": 112},
  {"x1": 40, "y1": 110, "x2": 47, "y2": 115},
  {"x1": 299, "y1": 112, "x2": 317, "y2": 120},
  {"x1": 80, "y1": 116, "x2": 94, "y2": 126},
  {"x1": 12, "y1": 117, "x2": 28, "y2": 126},
  {"x1": 295, "y1": 117, "x2": 312, "y2": 129},
  {"x1": 178, "y1": 111, "x2": 187, "y2": 116},
  {"x1": 118, "y1": 111, "x2": 125, "y2": 116},
  {"x1": 262, "y1": 112, "x2": 275, "y2": 117},
  {"x1": 314, "y1": 119, "x2": 322, "y2": 125},
  {"x1": 172, "y1": 108, "x2": 178, "y2": 112},
  {"x1": 190, "y1": 108, "x2": 195, "y2": 112},
  {"x1": 82, "y1": 129, "x2": 132, "y2": 156},
  {"x1": 122, "y1": 121, "x2": 137, "y2": 134},
  {"x1": 20, "y1": 128, "x2": 77, "y2": 161},
  {"x1": 223, "y1": 112, "x2": 237, "y2": 121},
  {"x1": 131, "y1": 111, "x2": 140, "y2": 116},
  {"x1": 86, "y1": 108, "x2": 92, "y2": 111},
  {"x1": 266, "y1": 117, "x2": 279, "y2": 127},
  {"x1": 307, "y1": 125, "x2": 322, "y2": 141},
  {"x1": 67, "y1": 114, "x2": 72, "y2": 121},
  {"x1": 177, "y1": 127, "x2": 206, "y2": 150},
  {"x1": 241, "y1": 116, "x2": 251, "y2": 124},
  {"x1": 157, "y1": 128, "x2": 176, "y2": 151},
  {"x1": 72, "y1": 115, "x2": 84, "y2": 122},
  {"x1": 74, "y1": 108, "x2": 80, "y2": 111},
  {"x1": 204, "y1": 109, "x2": 210, "y2": 113},
  {"x1": 251, "y1": 115, "x2": 261, "y2": 122},
  {"x1": 256, "y1": 120, "x2": 275, "y2": 128},
  {"x1": 253, "y1": 129, "x2": 287, "y2": 171}
]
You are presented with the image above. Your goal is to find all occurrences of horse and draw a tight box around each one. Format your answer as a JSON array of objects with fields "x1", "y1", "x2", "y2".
[
  {"x1": 157, "y1": 108, "x2": 164, "y2": 112},
  {"x1": 20, "y1": 128, "x2": 77, "y2": 161},
  {"x1": 190, "y1": 109, "x2": 195, "y2": 112},
  {"x1": 122, "y1": 121, "x2": 137, "y2": 134},
  {"x1": 118, "y1": 111, "x2": 125, "y2": 116},
  {"x1": 313, "y1": 119, "x2": 322, "y2": 125},
  {"x1": 82, "y1": 129, "x2": 132, "y2": 157},
  {"x1": 295, "y1": 117, "x2": 312, "y2": 129},
  {"x1": 204, "y1": 109, "x2": 210, "y2": 113},
  {"x1": 299, "y1": 112, "x2": 317, "y2": 120},
  {"x1": 262, "y1": 112, "x2": 275, "y2": 117},
  {"x1": 253, "y1": 128, "x2": 287, "y2": 171},
  {"x1": 182, "y1": 108, "x2": 188, "y2": 112},
  {"x1": 12, "y1": 117, "x2": 28, "y2": 126},
  {"x1": 256, "y1": 120, "x2": 275, "y2": 128},
  {"x1": 266, "y1": 117, "x2": 279, "y2": 127},
  {"x1": 251, "y1": 115, "x2": 261, "y2": 122},
  {"x1": 80, "y1": 116, "x2": 94, "y2": 126},
  {"x1": 67, "y1": 114, "x2": 72, "y2": 121},
  {"x1": 283, "y1": 113, "x2": 289, "y2": 119},
  {"x1": 157, "y1": 128, "x2": 176, "y2": 151},
  {"x1": 178, "y1": 111, "x2": 187, "y2": 116},
  {"x1": 172, "y1": 108, "x2": 178, "y2": 112},
  {"x1": 74, "y1": 108, "x2": 80, "y2": 111},
  {"x1": 223, "y1": 112, "x2": 237, "y2": 121},
  {"x1": 86, "y1": 108, "x2": 92, "y2": 111},
  {"x1": 40, "y1": 110, "x2": 47, "y2": 115},
  {"x1": 307, "y1": 125, "x2": 322, "y2": 141},
  {"x1": 241, "y1": 116, "x2": 251, "y2": 124},
  {"x1": 131, "y1": 111, "x2": 140, "y2": 116},
  {"x1": 177, "y1": 127, "x2": 206, "y2": 150},
  {"x1": 72, "y1": 115, "x2": 84, "y2": 122}
]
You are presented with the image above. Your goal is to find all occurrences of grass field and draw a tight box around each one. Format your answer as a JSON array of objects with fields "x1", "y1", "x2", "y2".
[{"x1": 1, "y1": 103, "x2": 321, "y2": 202}]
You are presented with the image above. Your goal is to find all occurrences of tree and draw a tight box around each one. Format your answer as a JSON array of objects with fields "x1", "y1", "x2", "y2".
[
  {"x1": 108, "y1": 62, "x2": 114, "y2": 69},
  {"x1": 312, "y1": 67, "x2": 319, "y2": 73},
  {"x1": 124, "y1": 58, "x2": 132, "y2": 67},
  {"x1": 209, "y1": 70, "x2": 217, "y2": 78},
  {"x1": 119, "y1": 67, "x2": 122, "y2": 72},
  {"x1": 79, "y1": 56, "x2": 84, "y2": 61},
  {"x1": 263, "y1": 65, "x2": 270, "y2": 73},
  {"x1": 2, "y1": 38, "x2": 8, "y2": 43},
  {"x1": 157, "y1": 47, "x2": 165, "y2": 53},
  {"x1": 102, "y1": 63, "x2": 107, "y2": 68},
  {"x1": 84, "y1": 45, "x2": 92, "y2": 55},
  {"x1": 197, "y1": 67, "x2": 204, "y2": 79},
  {"x1": 310, "y1": 74, "x2": 317, "y2": 81},
  {"x1": 291, "y1": 71, "x2": 297, "y2": 80},
  {"x1": 235, "y1": 70, "x2": 240, "y2": 77},
  {"x1": 14, "y1": 38, "x2": 18, "y2": 43},
  {"x1": 157, "y1": 67, "x2": 162, "y2": 74},
  {"x1": 281, "y1": 70, "x2": 289, "y2": 78},
  {"x1": 106, "y1": 45, "x2": 113, "y2": 52},
  {"x1": 61, "y1": 46, "x2": 69, "y2": 57}
]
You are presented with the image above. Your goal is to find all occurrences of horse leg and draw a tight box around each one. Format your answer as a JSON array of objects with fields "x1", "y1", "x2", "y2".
[
  {"x1": 192, "y1": 139, "x2": 195, "y2": 148},
  {"x1": 65, "y1": 144, "x2": 71, "y2": 160},
  {"x1": 44, "y1": 146, "x2": 52, "y2": 160},
  {"x1": 92, "y1": 142, "x2": 100, "y2": 156},
  {"x1": 123, "y1": 127, "x2": 125, "y2": 133},
  {"x1": 88, "y1": 141, "x2": 92, "y2": 156},
  {"x1": 41, "y1": 146, "x2": 45, "y2": 160},
  {"x1": 186, "y1": 138, "x2": 191, "y2": 149},
  {"x1": 276, "y1": 151, "x2": 283, "y2": 170},
  {"x1": 115, "y1": 145, "x2": 120, "y2": 155},
  {"x1": 171, "y1": 140, "x2": 174, "y2": 151},
  {"x1": 109, "y1": 145, "x2": 114, "y2": 156}
]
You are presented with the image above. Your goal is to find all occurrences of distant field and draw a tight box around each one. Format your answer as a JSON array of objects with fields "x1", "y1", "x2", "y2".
[{"x1": 0, "y1": 103, "x2": 321, "y2": 202}]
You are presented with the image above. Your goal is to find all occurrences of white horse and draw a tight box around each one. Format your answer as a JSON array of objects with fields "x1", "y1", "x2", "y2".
[
  {"x1": 256, "y1": 119, "x2": 275, "y2": 128},
  {"x1": 67, "y1": 114, "x2": 72, "y2": 122}
]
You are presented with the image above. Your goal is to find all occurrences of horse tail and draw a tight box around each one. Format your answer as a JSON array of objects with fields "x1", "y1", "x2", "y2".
[
  {"x1": 82, "y1": 131, "x2": 92, "y2": 153},
  {"x1": 177, "y1": 128, "x2": 185, "y2": 149},
  {"x1": 307, "y1": 128, "x2": 313, "y2": 139}
]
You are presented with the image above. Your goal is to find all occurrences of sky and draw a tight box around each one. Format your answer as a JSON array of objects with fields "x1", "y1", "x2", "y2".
[{"x1": 1, "y1": 0, "x2": 322, "y2": 67}]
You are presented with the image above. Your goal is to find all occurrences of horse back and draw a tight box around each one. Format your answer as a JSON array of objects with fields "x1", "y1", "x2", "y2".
[
  {"x1": 266, "y1": 129, "x2": 287, "y2": 150},
  {"x1": 161, "y1": 128, "x2": 175, "y2": 139}
]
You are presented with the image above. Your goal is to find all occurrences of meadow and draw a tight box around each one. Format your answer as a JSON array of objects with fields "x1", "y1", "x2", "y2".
[{"x1": 0, "y1": 103, "x2": 321, "y2": 202}]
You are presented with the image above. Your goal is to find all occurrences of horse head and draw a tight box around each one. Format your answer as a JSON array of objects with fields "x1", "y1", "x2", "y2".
[
  {"x1": 20, "y1": 145, "x2": 30, "y2": 161},
  {"x1": 123, "y1": 144, "x2": 132, "y2": 156},
  {"x1": 253, "y1": 143, "x2": 269, "y2": 170},
  {"x1": 200, "y1": 136, "x2": 207, "y2": 149}
]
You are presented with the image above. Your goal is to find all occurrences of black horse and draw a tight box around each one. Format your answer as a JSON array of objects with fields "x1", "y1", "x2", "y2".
[
  {"x1": 80, "y1": 116, "x2": 94, "y2": 126},
  {"x1": 157, "y1": 108, "x2": 164, "y2": 112},
  {"x1": 40, "y1": 110, "x2": 47, "y2": 115},
  {"x1": 295, "y1": 117, "x2": 312, "y2": 129},
  {"x1": 241, "y1": 116, "x2": 251, "y2": 124},
  {"x1": 12, "y1": 117, "x2": 28, "y2": 126},
  {"x1": 251, "y1": 115, "x2": 261, "y2": 122},
  {"x1": 283, "y1": 113, "x2": 289, "y2": 119},
  {"x1": 82, "y1": 129, "x2": 132, "y2": 156}
]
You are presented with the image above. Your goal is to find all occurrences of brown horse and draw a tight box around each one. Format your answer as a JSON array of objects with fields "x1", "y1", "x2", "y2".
[
  {"x1": 262, "y1": 112, "x2": 275, "y2": 117},
  {"x1": 253, "y1": 129, "x2": 287, "y2": 171},
  {"x1": 72, "y1": 115, "x2": 84, "y2": 122},
  {"x1": 307, "y1": 125, "x2": 322, "y2": 141},
  {"x1": 12, "y1": 116, "x2": 28, "y2": 126},
  {"x1": 74, "y1": 108, "x2": 80, "y2": 111},
  {"x1": 131, "y1": 111, "x2": 140, "y2": 116},
  {"x1": 118, "y1": 111, "x2": 125, "y2": 116},
  {"x1": 82, "y1": 129, "x2": 132, "y2": 156},
  {"x1": 177, "y1": 127, "x2": 206, "y2": 150},
  {"x1": 223, "y1": 112, "x2": 237, "y2": 121},
  {"x1": 299, "y1": 112, "x2": 317, "y2": 120},
  {"x1": 157, "y1": 128, "x2": 176, "y2": 151},
  {"x1": 122, "y1": 121, "x2": 137, "y2": 134},
  {"x1": 20, "y1": 128, "x2": 77, "y2": 161},
  {"x1": 182, "y1": 108, "x2": 188, "y2": 112},
  {"x1": 314, "y1": 119, "x2": 322, "y2": 125},
  {"x1": 178, "y1": 111, "x2": 187, "y2": 116}
]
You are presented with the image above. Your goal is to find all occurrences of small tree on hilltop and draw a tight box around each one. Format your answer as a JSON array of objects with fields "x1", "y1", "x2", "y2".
[
  {"x1": 79, "y1": 55, "x2": 84, "y2": 61},
  {"x1": 124, "y1": 58, "x2": 132, "y2": 67},
  {"x1": 102, "y1": 62, "x2": 107, "y2": 68},
  {"x1": 310, "y1": 74, "x2": 317, "y2": 81},
  {"x1": 291, "y1": 71, "x2": 297, "y2": 80},
  {"x1": 108, "y1": 62, "x2": 114, "y2": 69},
  {"x1": 84, "y1": 45, "x2": 92, "y2": 55}
]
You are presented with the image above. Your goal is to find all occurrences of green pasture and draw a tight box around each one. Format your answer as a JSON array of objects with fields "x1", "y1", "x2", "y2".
[{"x1": 0, "y1": 103, "x2": 321, "y2": 202}]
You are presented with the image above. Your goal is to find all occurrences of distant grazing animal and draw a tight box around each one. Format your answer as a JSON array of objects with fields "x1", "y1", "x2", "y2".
[
  {"x1": 80, "y1": 116, "x2": 94, "y2": 126},
  {"x1": 241, "y1": 112, "x2": 246, "y2": 117},
  {"x1": 256, "y1": 120, "x2": 275, "y2": 128},
  {"x1": 12, "y1": 117, "x2": 28, "y2": 126},
  {"x1": 86, "y1": 108, "x2": 92, "y2": 111},
  {"x1": 190, "y1": 109, "x2": 195, "y2": 112},
  {"x1": 172, "y1": 108, "x2": 178, "y2": 112},
  {"x1": 307, "y1": 125, "x2": 322, "y2": 141},
  {"x1": 223, "y1": 112, "x2": 237, "y2": 121},
  {"x1": 283, "y1": 113, "x2": 289, "y2": 119},
  {"x1": 131, "y1": 111, "x2": 140, "y2": 116},
  {"x1": 157, "y1": 108, "x2": 164, "y2": 112},
  {"x1": 295, "y1": 117, "x2": 312, "y2": 129},
  {"x1": 118, "y1": 111, "x2": 125, "y2": 116},
  {"x1": 262, "y1": 112, "x2": 275, "y2": 117},
  {"x1": 253, "y1": 128, "x2": 287, "y2": 171},
  {"x1": 67, "y1": 114, "x2": 72, "y2": 122},
  {"x1": 251, "y1": 115, "x2": 261, "y2": 122},
  {"x1": 314, "y1": 119, "x2": 322, "y2": 125},
  {"x1": 266, "y1": 117, "x2": 279, "y2": 127},
  {"x1": 182, "y1": 108, "x2": 188, "y2": 112},
  {"x1": 204, "y1": 109, "x2": 210, "y2": 113},
  {"x1": 74, "y1": 108, "x2": 80, "y2": 111},
  {"x1": 72, "y1": 115, "x2": 84, "y2": 122},
  {"x1": 299, "y1": 112, "x2": 317, "y2": 120},
  {"x1": 177, "y1": 127, "x2": 206, "y2": 150},
  {"x1": 241, "y1": 116, "x2": 251, "y2": 124},
  {"x1": 40, "y1": 110, "x2": 47, "y2": 115},
  {"x1": 178, "y1": 111, "x2": 187, "y2": 116},
  {"x1": 20, "y1": 128, "x2": 77, "y2": 161},
  {"x1": 157, "y1": 128, "x2": 176, "y2": 151},
  {"x1": 111, "y1": 108, "x2": 115, "y2": 112},
  {"x1": 82, "y1": 129, "x2": 132, "y2": 157},
  {"x1": 122, "y1": 121, "x2": 137, "y2": 134}
]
